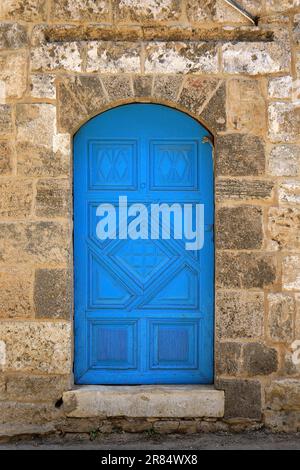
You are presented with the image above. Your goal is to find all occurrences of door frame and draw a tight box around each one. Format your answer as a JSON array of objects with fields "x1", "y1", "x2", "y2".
[{"x1": 72, "y1": 100, "x2": 216, "y2": 385}]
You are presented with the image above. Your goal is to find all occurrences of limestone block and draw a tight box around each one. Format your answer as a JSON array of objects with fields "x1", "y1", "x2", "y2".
[
  {"x1": 34, "y1": 268, "x2": 71, "y2": 320},
  {"x1": 222, "y1": 42, "x2": 289, "y2": 75},
  {"x1": 0, "y1": 52, "x2": 27, "y2": 103},
  {"x1": 216, "y1": 291, "x2": 264, "y2": 339},
  {"x1": 283, "y1": 255, "x2": 300, "y2": 291},
  {"x1": 216, "y1": 134, "x2": 265, "y2": 176},
  {"x1": 268, "y1": 293, "x2": 295, "y2": 342},
  {"x1": 0, "y1": 321, "x2": 71, "y2": 373},
  {"x1": 216, "y1": 252, "x2": 277, "y2": 289},
  {"x1": 0, "y1": 267, "x2": 33, "y2": 318},
  {"x1": 145, "y1": 42, "x2": 219, "y2": 74},
  {"x1": 216, "y1": 205, "x2": 263, "y2": 250},
  {"x1": 268, "y1": 145, "x2": 300, "y2": 176}
]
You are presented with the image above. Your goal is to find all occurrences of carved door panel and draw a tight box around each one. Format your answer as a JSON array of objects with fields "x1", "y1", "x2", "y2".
[{"x1": 74, "y1": 104, "x2": 214, "y2": 384}]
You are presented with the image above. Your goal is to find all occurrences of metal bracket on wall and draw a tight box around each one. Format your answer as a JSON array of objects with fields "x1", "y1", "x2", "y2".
[
  {"x1": 223, "y1": 0, "x2": 258, "y2": 25},
  {"x1": 202, "y1": 135, "x2": 214, "y2": 147},
  {"x1": 202, "y1": 135, "x2": 215, "y2": 171}
]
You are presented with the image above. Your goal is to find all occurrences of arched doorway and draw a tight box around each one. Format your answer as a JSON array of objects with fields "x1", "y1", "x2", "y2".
[{"x1": 74, "y1": 103, "x2": 214, "y2": 384}]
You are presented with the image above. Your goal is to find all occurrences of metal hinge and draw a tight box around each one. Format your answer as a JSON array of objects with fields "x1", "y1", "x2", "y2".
[{"x1": 202, "y1": 135, "x2": 214, "y2": 147}]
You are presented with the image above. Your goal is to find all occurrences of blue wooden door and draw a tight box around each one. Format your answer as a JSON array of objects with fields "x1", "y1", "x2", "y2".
[{"x1": 74, "y1": 104, "x2": 214, "y2": 384}]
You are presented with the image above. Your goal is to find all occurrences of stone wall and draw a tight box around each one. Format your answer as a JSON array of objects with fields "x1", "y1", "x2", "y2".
[{"x1": 0, "y1": 0, "x2": 300, "y2": 437}]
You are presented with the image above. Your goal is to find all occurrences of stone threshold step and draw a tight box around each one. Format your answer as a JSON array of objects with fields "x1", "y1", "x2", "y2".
[{"x1": 63, "y1": 385, "x2": 224, "y2": 419}]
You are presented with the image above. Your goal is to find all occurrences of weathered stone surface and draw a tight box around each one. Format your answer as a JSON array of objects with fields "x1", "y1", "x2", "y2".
[
  {"x1": 266, "y1": 0, "x2": 300, "y2": 12},
  {"x1": 0, "y1": 105, "x2": 12, "y2": 134},
  {"x1": 153, "y1": 420, "x2": 180, "y2": 434},
  {"x1": 1, "y1": 0, "x2": 47, "y2": 21},
  {"x1": 200, "y1": 82, "x2": 226, "y2": 132},
  {"x1": 31, "y1": 42, "x2": 82, "y2": 72},
  {"x1": 153, "y1": 74, "x2": 182, "y2": 101},
  {"x1": 216, "y1": 291, "x2": 264, "y2": 339},
  {"x1": 296, "y1": 294, "x2": 300, "y2": 338},
  {"x1": 296, "y1": 50, "x2": 300, "y2": 78},
  {"x1": 16, "y1": 103, "x2": 56, "y2": 148},
  {"x1": 0, "y1": 402, "x2": 60, "y2": 425},
  {"x1": 35, "y1": 179, "x2": 70, "y2": 218},
  {"x1": 17, "y1": 137, "x2": 70, "y2": 177},
  {"x1": 0, "y1": 422, "x2": 57, "y2": 437},
  {"x1": 268, "y1": 145, "x2": 300, "y2": 176},
  {"x1": 0, "y1": 53, "x2": 27, "y2": 100},
  {"x1": 227, "y1": 79, "x2": 266, "y2": 134},
  {"x1": 0, "y1": 141, "x2": 12, "y2": 175},
  {"x1": 29, "y1": 74, "x2": 56, "y2": 99},
  {"x1": 102, "y1": 74, "x2": 133, "y2": 100},
  {"x1": 293, "y1": 14, "x2": 300, "y2": 46},
  {"x1": 282, "y1": 347, "x2": 300, "y2": 377},
  {"x1": 216, "y1": 179, "x2": 274, "y2": 201},
  {"x1": 3, "y1": 374, "x2": 70, "y2": 403},
  {"x1": 50, "y1": 0, "x2": 110, "y2": 21},
  {"x1": 216, "y1": 134, "x2": 266, "y2": 176},
  {"x1": 57, "y1": 75, "x2": 108, "y2": 132},
  {"x1": 110, "y1": 418, "x2": 153, "y2": 433},
  {"x1": 279, "y1": 180, "x2": 300, "y2": 205},
  {"x1": 0, "y1": 222, "x2": 69, "y2": 264},
  {"x1": 268, "y1": 293, "x2": 295, "y2": 342},
  {"x1": 186, "y1": 0, "x2": 262, "y2": 23},
  {"x1": 30, "y1": 22, "x2": 273, "y2": 43},
  {"x1": 132, "y1": 75, "x2": 152, "y2": 97},
  {"x1": 34, "y1": 269, "x2": 71, "y2": 320},
  {"x1": 266, "y1": 379, "x2": 300, "y2": 412},
  {"x1": 216, "y1": 206, "x2": 263, "y2": 250},
  {"x1": 0, "y1": 321, "x2": 71, "y2": 373},
  {"x1": 283, "y1": 255, "x2": 300, "y2": 291},
  {"x1": 264, "y1": 410, "x2": 300, "y2": 432},
  {"x1": 0, "y1": 341, "x2": 5, "y2": 367},
  {"x1": 31, "y1": 23, "x2": 143, "y2": 45},
  {"x1": 115, "y1": 0, "x2": 181, "y2": 23},
  {"x1": 186, "y1": 0, "x2": 217, "y2": 22},
  {"x1": 268, "y1": 76, "x2": 293, "y2": 99},
  {"x1": 31, "y1": 24, "x2": 76, "y2": 46},
  {"x1": 268, "y1": 207, "x2": 300, "y2": 251},
  {"x1": 222, "y1": 42, "x2": 289, "y2": 75},
  {"x1": 133, "y1": 75, "x2": 153, "y2": 97},
  {"x1": 269, "y1": 103, "x2": 300, "y2": 142},
  {"x1": 63, "y1": 385, "x2": 224, "y2": 418},
  {"x1": 215, "y1": 342, "x2": 242, "y2": 376},
  {"x1": 16, "y1": 104, "x2": 70, "y2": 177},
  {"x1": 216, "y1": 379, "x2": 262, "y2": 419},
  {"x1": 0, "y1": 376, "x2": 5, "y2": 395},
  {"x1": 0, "y1": 267, "x2": 33, "y2": 319},
  {"x1": 63, "y1": 417, "x2": 112, "y2": 433},
  {"x1": 0, "y1": 23, "x2": 27, "y2": 49},
  {"x1": 0, "y1": 180, "x2": 33, "y2": 218},
  {"x1": 177, "y1": 420, "x2": 198, "y2": 434},
  {"x1": 243, "y1": 343, "x2": 278, "y2": 376},
  {"x1": 145, "y1": 42, "x2": 219, "y2": 74},
  {"x1": 216, "y1": 253, "x2": 277, "y2": 289},
  {"x1": 178, "y1": 77, "x2": 220, "y2": 114},
  {"x1": 86, "y1": 41, "x2": 140, "y2": 73}
]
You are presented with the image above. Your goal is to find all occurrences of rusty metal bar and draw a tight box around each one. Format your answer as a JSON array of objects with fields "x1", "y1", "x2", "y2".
[{"x1": 223, "y1": 0, "x2": 258, "y2": 25}]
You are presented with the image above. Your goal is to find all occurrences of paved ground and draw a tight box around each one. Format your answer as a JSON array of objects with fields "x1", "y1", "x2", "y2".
[{"x1": 0, "y1": 431, "x2": 299, "y2": 450}]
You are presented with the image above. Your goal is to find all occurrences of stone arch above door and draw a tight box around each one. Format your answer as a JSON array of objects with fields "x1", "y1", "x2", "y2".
[{"x1": 57, "y1": 74, "x2": 226, "y2": 137}]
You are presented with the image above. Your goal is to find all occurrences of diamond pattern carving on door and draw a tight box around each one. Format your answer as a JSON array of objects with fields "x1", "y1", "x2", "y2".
[
  {"x1": 109, "y1": 239, "x2": 173, "y2": 286},
  {"x1": 150, "y1": 141, "x2": 198, "y2": 190},
  {"x1": 74, "y1": 104, "x2": 214, "y2": 384},
  {"x1": 89, "y1": 140, "x2": 137, "y2": 190}
]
